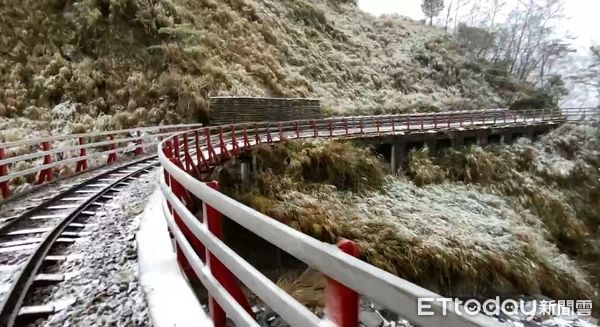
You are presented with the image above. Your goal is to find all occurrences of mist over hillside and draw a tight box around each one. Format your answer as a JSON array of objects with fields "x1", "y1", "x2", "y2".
[{"x1": 0, "y1": 0, "x2": 527, "y2": 135}]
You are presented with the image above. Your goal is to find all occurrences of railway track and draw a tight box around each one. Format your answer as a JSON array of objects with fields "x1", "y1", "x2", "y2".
[{"x1": 0, "y1": 155, "x2": 159, "y2": 327}]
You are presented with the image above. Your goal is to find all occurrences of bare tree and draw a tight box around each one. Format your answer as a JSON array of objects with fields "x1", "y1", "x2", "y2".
[
  {"x1": 421, "y1": 0, "x2": 444, "y2": 26},
  {"x1": 444, "y1": 0, "x2": 453, "y2": 31},
  {"x1": 453, "y1": 0, "x2": 571, "y2": 86}
]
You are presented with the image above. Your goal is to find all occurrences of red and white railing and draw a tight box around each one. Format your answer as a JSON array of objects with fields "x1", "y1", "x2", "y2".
[
  {"x1": 0, "y1": 123, "x2": 203, "y2": 200},
  {"x1": 157, "y1": 107, "x2": 598, "y2": 327}
]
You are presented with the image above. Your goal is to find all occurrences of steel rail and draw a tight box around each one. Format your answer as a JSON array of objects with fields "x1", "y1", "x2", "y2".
[
  {"x1": 0, "y1": 154, "x2": 156, "y2": 235},
  {"x1": 0, "y1": 156, "x2": 159, "y2": 327}
]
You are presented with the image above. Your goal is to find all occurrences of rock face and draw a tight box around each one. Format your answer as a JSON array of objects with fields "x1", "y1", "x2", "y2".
[{"x1": 0, "y1": 0, "x2": 526, "y2": 134}]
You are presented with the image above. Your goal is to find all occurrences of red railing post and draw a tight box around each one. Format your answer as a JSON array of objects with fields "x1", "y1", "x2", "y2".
[
  {"x1": 359, "y1": 119, "x2": 364, "y2": 134},
  {"x1": 312, "y1": 119, "x2": 318, "y2": 137},
  {"x1": 433, "y1": 114, "x2": 437, "y2": 129},
  {"x1": 242, "y1": 128, "x2": 251, "y2": 149},
  {"x1": 254, "y1": 123, "x2": 261, "y2": 145},
  {"x1": 107, "y1": 135, "x2": 118, "y2": 164},
  {"x1": 295, "y1": 121, "x2": 300, "y2": 139},
  {"x1": 329, "y1": 121, "x2": 333, "y2": 137},
  {"x1": 135, "y1": 131, "x2": 144, "y2": 156},
  {"x1": 376, "y1": 117, "x2": 380, "y2": 134},
  {"x1": 459, "y1": 111, "x2": 463, "y2": 127},
  {"x1": 266, "y1": 123, "x2": 273, "y2": 143},
  {"x1": 420, "y1": 115, "x2": 424, "y2": 130},
  {"x1": 183, "y1": 133, "x2": 190, "y2": 159},
  {"x1": 0, "y1": 147, "x2": 11, "y2": 198},
  {"x1": 344, "y1": 119, "x2": 349, "y2": 136},
  {"x1": 326, "y1": 239, "x2": 360, "y2": 327},
  {"x1": 447, "y1": 113, "x2": 451, "y2": 128},
  {"x1": 218, "y1": 128, "x2": 230, "y2": 161},
  {"x1": 231, "y1": 125, "x2": 240, "y2": 155},
  {"x1": 182, "y1": 133, "x2": 199, "y2": 176},
  {"x1": 165, "y1": 158, "x2": 201, "y2": 283},
  {"x1": 407, "y1": 115, "x2": 411, "y2": 131},
  {"x1": 279, "y1": 122, "x2": 285, "y2": 140},
  {"x1": 76, "y1": 137, "x2": 88, "y2": 173},
  {"x1": 38, "y1": 141, "x2": 53, "y2": 184},
  {"x1": 541, "y1": 108, "x2": 546, "y2": 121},
  {"x1": 195, "y1": 130, "x2": 209, "y2": 173},
  {"x1": 205, "y1": 181, "x2": 254, "y2": 326},
  {"x1": 164, "y1": 141, "x2": 173, "y2": 159},
  {"x1": 173, "y1": 134, "x2": 180, "y2": 159},
  {"x1": 205, "y1": 128, "x2": 217, "y2": 164},
  {"x1": 391, "y1": 117, "x2": 395, "y2": 132}
]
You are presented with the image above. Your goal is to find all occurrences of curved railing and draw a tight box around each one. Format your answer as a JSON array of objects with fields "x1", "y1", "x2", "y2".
[
  {"x1": 0, "y1": 123, "x2": 203, "y2": 200},
  {"x1": 157, "y1": 107, "x2": 598, "y2": 327}
]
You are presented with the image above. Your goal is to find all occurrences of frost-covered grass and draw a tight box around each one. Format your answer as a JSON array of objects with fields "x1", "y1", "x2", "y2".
[
  {"x1": 406, "y1": 125, "x2": 600, "y2": 270},
  {"x1": 0, "y1": 0, "x2": 528, "y2": 136},
  {"x1": 216, "y1": 134, "x2": 599, "y2": 308}
]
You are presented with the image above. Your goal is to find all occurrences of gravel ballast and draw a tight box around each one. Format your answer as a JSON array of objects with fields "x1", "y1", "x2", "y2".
[{"x1": 26, "y1": 170, "x2": 157, "y2": 327}]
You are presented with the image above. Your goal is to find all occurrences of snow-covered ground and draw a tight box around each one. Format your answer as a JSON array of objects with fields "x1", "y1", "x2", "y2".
[{"x1": 25, "y1": 171, "x2": 157, "y2": 326}]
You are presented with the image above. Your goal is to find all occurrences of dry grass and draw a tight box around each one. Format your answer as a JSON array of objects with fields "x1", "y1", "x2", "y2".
[
  {"x1": 406, "y1": 125, "x2": 600, "y2": 255},
  {"x1": 0, "y1": 0, "x2": 529, "y2": 135},
  {"x1": 216, "y1": 137, "x2": 598, "y2": 307},
  {"x1": 404, "y1": 124, "x2": 600, "y2": 297}
]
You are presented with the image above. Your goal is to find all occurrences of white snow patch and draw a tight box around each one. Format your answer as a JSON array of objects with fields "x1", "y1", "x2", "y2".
[{"x1": 137, "y1": 189, "x2": 211, "y2": 327}]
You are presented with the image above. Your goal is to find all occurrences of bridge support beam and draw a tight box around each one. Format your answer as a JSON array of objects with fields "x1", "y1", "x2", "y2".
[
  {"x1": 501, "y1": 133, "x2": 512, "y2": 144},
  {"x1": 240, "y1": 162, "x2": 250, "y2": 183},
  {"x1": 390, "y1": 142, "x2": 406, "y2": 173},
  {"x1": 476, "y1": 131, "x2": 488, "y2": 146},
  {"x1": 525, "y1": 127, "x2": 535, "y2": 140},
  {"x1": 451, "y1": 135, "x2": 464, "y2": 149},
  {"x1": 425, "y1": 139, "x2": 437, "y2": 154},
  {"x1": 252, "y1": 153, "x2": 257, "y2": 173}
]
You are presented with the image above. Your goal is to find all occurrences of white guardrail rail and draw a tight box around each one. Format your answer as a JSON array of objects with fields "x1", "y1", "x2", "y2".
[
  {"x1": 0, "y1": 123, "x2": 203, "y2": 200},
  {"x1": 158, "y1": 107, "x2": 599, "y2": 327}
]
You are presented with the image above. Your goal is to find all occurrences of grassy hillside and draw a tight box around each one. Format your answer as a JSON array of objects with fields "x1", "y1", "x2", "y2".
[{"x1": 0, "y1": 0, "x2": 526, "y2": 136}]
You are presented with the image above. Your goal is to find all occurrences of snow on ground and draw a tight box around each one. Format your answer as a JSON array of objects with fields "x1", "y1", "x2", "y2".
[
  {"x1": 25, "y1": 170, "x2": 157, "y2": 326},
  {"x1": 137, "y1": 189, "x2": 211, "y2": 327},
  {"x1": 0, "y1": 157, "x2": 149, "y2": 229}
]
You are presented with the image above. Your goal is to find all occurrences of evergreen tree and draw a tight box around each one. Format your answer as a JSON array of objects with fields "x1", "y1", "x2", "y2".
[{"x1": 421, "y1": 0, "x2": 444, "y2": 26}]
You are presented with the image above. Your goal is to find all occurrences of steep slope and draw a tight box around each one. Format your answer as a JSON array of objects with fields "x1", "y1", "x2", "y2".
[{"x1": 0, "y1": 0, "x2": 523, "y2": 136}]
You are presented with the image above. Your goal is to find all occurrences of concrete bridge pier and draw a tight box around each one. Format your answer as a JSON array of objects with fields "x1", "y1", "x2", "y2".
[
  {"x1": 451, "y1": 135, "x2": 464, "y2": 149},
  {"x1": 476, "y1": 130, "x2": 489, "y2": 146},
  {"x1": 240, "y1": 161, "x2": 250, "y2": 183},
  {"x1": 390, "y1": 142, "x2": 406, "y2": 173},
  {"x1": 525, "y1": 127, "x2": 535, "y2": 140},
  {"x1": 358, "y1": 122, "x2": 560, "y2": 175},
  {"x1": 425, "y1": 136, "x2": 437, "y2": 154}
]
